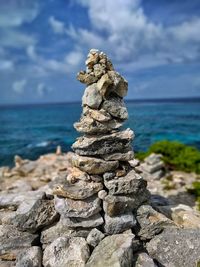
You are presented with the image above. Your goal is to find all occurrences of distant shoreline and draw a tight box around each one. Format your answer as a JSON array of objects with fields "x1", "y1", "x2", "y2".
[{"x1": 1, "y1": 96, "x2": 200, "y2": 108}]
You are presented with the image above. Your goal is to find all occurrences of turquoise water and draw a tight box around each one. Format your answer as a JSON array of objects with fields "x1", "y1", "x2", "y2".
[{"x1": 0, "y1": 99, "x2": 200, "y2": 167}]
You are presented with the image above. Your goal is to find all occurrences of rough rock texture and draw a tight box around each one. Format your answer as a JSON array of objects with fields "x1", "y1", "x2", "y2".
[
  {"x1": 43, "y1": 236, "x2": 90, "y2": 267},
  {"x1": 86, "y1": 228, "x2": 105, "y2": 248},
  {"x1": 86, "y1": 234, "x2": 135, "y2": 267},
  {"x1": 134, "y1": 253, "x2": 157, "y2": 267},
  {"x1": 16, "y1": 246, "x2": 42, "y2": 267},
  {"x1": 147, "y1": 228, "x2": 200, "y2": 267}
]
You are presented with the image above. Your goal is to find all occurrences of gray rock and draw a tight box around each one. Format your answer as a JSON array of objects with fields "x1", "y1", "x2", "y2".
[
  {"x1": 104, "y1": 170, "x2": 148, "y2": 195},
  {"x1": 82, "y1": 83, "x2": 102, "y2": 109},
  {"x1": 54, "y1": 195, "x2": 101, "y2": 218},
  {"x1": 103, "y1": 172, "x2": 115, "y2": 181},
  {"x1": 53, "y1": 180, "x2": 103, "y2": 200},
  {"x1": 77, "y1": 71, "x2": 98, "y2": 85},
  {"x1": 41, "y1": 219, "x2": 90, "y2": 247},
  {"x1": 74, "y1": 115, "x2": 123, "y2": 134},
  {"x1": 147, "y1": 228, "x2": 200, "y2": 267},
  {"x1": 144, "y1": 153, "x2": 162, "y2": 165},
  {"x1": 43, "y1": 236, "x2": 90, "y2": 267},
  {"x1": 102, "y1": 95, "x2": 128, "y2": 120},
  {"x1": 103, "y1": 192, "x2": 150, "y2": 216},
  {"x1": 140, "y1": 162, "x2": 164, "y2": 174},
  {"x1": 108, "y1": 70, "x2": 128, "y2": 98},
  {"x1": 86, "y1": 228, "x2": 105, "y2": 247},
  {"x1": 72, "y1": 128, "x2": 134, "y2": 156},
  {"x1": 71, "y1": 154, "x2": 119, "y2": 174},
  {"x1": 16, "y1": 246, "x2": 42, "y2": 267},
  {"x1": 102, "y1": 150, "x2": 134, "y2": 161},
  {"x1": 83, "y1": 106, "x2": 111, "y2": 122},
  {"x1": 0, "y1": 261, "x2": 16, "y2": 267},
  {"x1": 135, "y1": 252, "x2": 157, "y2": 267},
  {"x1": 61, "y1": 213, "x2": 104, "y2": 228},
  {"x1": 136, "y1": 205, "x2": 175, "y2": 240},
  {"x1": 129, "y1": 158, "x2": 140, "y2": 167},
  {"x1": 0, "y1": 225, "x2": 38, "y2": 261},
  {"x1": 86, "y1": 233, "x2": 135, "y2": 267},
  {"x1": 10, "y1": 199, "x2": 58, "y2": 233},
  {"x1": 104, "y1": 212, "x2": 137, "y2": 234}
]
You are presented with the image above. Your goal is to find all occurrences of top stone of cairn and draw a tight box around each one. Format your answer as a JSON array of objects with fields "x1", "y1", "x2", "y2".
[{"x1": 75, "y1": 49, "x2": 128, "y2": 134}]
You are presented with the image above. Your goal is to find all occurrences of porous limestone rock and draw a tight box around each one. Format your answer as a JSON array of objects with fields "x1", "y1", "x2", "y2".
[
  {"x1": 146, "y1": 228, "x2": 200, "y2": 267},
  {"x1": 82, "y1": 83, "x2": 102, "y2": 109},
  {"x1": 16, "y1": 246, "x2": 42, "y2": 267},
  {"x1": 83, "y1": 106, "x2": 111, "y2": 122},
  {"x1": 61, "y1": 213, "x2": 104, "y2": 228},
  {"x1": 86, "y1": 228, "x2": 105, "y2": 248},
  {"x1": 134, "y1": 252, "x2": 157, "y2": 267},
  {"x1": 102, "y1": 95, "x2": 128, "y2": 120},
  {"x1": 43, "y1": 236, "x2": 90, "y2": 267},
  {"x1": 108, "y1": 70, "x2": 128, "y2": 98}
]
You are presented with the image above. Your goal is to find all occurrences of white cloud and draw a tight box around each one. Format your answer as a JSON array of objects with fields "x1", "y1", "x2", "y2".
[
  {"x1": 65, "y1": 50, "x2": 83, "y2": 66},
  {"x1": 49, "y1": 16, "x2": 66, "y2": 34},
  {"x1": 0, "y1": 60, "x2": 14, "y2": 71},
  {"x1": 12, "y1": 79, "x2": 27, "y2": 94}
]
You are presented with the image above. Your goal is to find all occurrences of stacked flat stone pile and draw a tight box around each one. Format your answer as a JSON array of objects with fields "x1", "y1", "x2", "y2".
[{"x1": 53, "y1": 49, "x2": 150, "y2": 235}]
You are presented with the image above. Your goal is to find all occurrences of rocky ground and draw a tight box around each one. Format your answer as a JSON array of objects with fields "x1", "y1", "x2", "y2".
[{"x1": 0, "y1": 150, "x2": 200, "y2": 267}]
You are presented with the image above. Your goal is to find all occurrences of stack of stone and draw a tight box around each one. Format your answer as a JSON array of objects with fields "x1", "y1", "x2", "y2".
[
  {"x1": 137, "y1": 153, "x2": 165, "y2": 180},
  {"x1": 53, "y1": 49, "x2": 150, "y2": 236}
]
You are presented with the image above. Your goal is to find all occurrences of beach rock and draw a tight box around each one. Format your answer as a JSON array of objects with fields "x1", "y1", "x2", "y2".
[
  {"x1": 77, "y1": 71, "x2": 98, "y2": 85},
  {"x1": 104, "y1": 170, "x2": 148, "y2": 195},
  {"x1": 54, "y1": 195, "x2": 101, "y2": 218},
  {"x1": 86, "y1": 233, "x2": 135, "y2": 267},
  {"x1": 129, "y1": 158, "x2": 140, "y2": 167},
  {"x1": 0, "y1": 225, "x2": 38, "y2": 261},
  {"x1": 71, "y1": 154, "x2": 119, "y2": 174},
  {"x1": 139, "y1": 162, "x2": 164, "y2": 174},
  {"x1": 136, "y1": 205, "x2": 175, "y2": 240},
  {"x1": 16, "y1": 246, "x2": 42, "y2": 267},
  {"x1": 86, "y1": 51, "x2": 99, "y2": 68},
  {"x1": 93, "y1": 63, "x2": 106, "y2": 78},
  {"x1": 102, "y1": 150, "x2": 134, "y2": 161},
  {"x1": 103, "y1": 193, "x2": 150, "y2": 216},
  {"x1": 146, "y1": 228, "x2": 200, "y2": 267},
  {"x1": 72, "y1": 128, "x2": 134, "y2": 156},
  {"x1": 82, "y1": 83, "x2": 102, "y2": 109},
  {"x1": 61, "y1": 213, "x2": 104, "y2": 228},
  {"x1": 98, "y1": 189, "x2": 108, "y2": 200},
  {"x1": 104, "y1": 212, "x2": 137, "y2": 234},
  {"x1": 43, "y1": 236, "x2": 90, "y2": 267},
  {"x1": 96, "y1": 73, "x2": 112, "y2": 98},
  {"x1": 0, "y1": 261, "x2": 16, "y2": 267},
  {"x1": 102, "y1": 95, "x2": 128, "y2": 120},
  {"x1": 144, "y1": 153, "x2": 162, "y2": 165},
  {"x1": 134, "y1": 252, "x2": 157, "y2": 267},
  {"x1": 86, "y1": 228, "x2": 105, "y2": 248},
  {"x1": 10, "y1": 199, "x2": 58, "y2": 233},
  {"x1": 83, "y1": 106, "x2": 111, "y2": 122},
  {"x1": 74, "y1": 115, "x2": 123, "y2": 134},
  {"x1": 53, "y1": 180, "x2": 103, "y2": 199},
  {"x1": 108, "y1": 70, "x2": 128, "y2": 97},
  {"x1": 40, "y1": 220, "x2": 90, "y2": 247}
]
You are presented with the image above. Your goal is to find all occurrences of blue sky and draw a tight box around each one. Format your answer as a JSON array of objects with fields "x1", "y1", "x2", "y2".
[{"x1": 0, "y1": 0, "x2": 200, "y2": 104}]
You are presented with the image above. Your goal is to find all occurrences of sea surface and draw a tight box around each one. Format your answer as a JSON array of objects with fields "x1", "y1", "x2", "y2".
[{"x1": 0, "y1": 98, "x2": 200, "y2": 167}]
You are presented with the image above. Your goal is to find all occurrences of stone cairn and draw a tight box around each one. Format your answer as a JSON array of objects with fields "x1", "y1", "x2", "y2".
[{"x1": 53, "y1": 49, "x2": 150, "y2": 236}]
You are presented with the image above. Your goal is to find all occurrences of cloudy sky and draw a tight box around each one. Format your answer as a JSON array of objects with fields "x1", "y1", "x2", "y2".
[{"x1": 0, "y1": 0, "x2": 200, "y2": 104}]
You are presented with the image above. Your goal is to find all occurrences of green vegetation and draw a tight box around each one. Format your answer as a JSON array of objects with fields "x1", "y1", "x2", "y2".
[
  {"x1": 187, "y1": 181, "x2": 200, "y2": 211},
  {"x1": 136, "y1": 140, "x2": 200, "y2": 174}
]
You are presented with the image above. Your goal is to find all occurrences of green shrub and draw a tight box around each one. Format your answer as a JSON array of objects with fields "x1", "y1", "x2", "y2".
[{"x1": 136, "y1": 140, "x2": 200, "y2": 174}]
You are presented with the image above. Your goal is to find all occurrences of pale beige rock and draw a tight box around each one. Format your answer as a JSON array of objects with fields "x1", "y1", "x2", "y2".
[
  {"x1": 83, "y1": 106, "x2": 111, "y2": 122},
  {"x1": 96, "y1": 73, "x2": 113, "y2": 98},
  {"x1": 82, "y1": 83, "x2": 102, "y2": 109},
  {"x1": 77, "y1": 71, "x2": 98, "y2": 85},
  {"x1": 71, "y1": 154, "x2": 119, "y2": 175},
  {"x1": 102, "y1": 150, "x2": 134, "y2": 161},
  {"x1": 108, "y1": 70, "x2": 128, "y2": 97}
]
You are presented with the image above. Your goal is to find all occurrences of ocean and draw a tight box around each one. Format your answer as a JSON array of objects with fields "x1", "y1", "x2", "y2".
[{"x1": 0, "y1": 98, "x2": 200, "y2": 167}]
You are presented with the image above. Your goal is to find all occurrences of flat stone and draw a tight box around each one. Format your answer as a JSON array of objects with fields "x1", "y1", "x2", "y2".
[
  {"x1": 144, "y1": 153, "x2": 162, "y2": 165},
  {"x1": 77, "y1": 71, "x2": 98, "y2": 85},
  {"x1": 140, "y1": 161, "x2": 164, "y2": 174},
  {"x1": 83, "y1": 106, "x2": 111, "y2": 122},
  {"x1": 54, "y1": 195, "x2": 101, "y2": 218},
  {"x1": 102, "y1": 150, "x2": 134, "y2": 161},
  {"x1": 53, "y1": 180, "x2": 103, "y2": 199},
  {"x1": 0, "y1": 225, "x2": 38, "y2": 261},
  {"x1": 16, "y1": 246, "x2": 42, "y2": 267},
  {"x1": 136, "y1": 205, "x2": 175, "y2": 240},
  {"x1": 0, "y1": 261, "x2": 16, "y2": 267},
  {"x1": 43, "y1": 236, "x2": 90, "y2": 267},
  {"x1": 41, "y1": 220, "x2": 90, "y2": 247},
  {"x1": 146, "y1": 228, "x2": 200, "y2": 267},
  {"x1": 61, "y1": 213, "x2": 104, "y2": 228},
  {"x1": 96, "y1": 73, "x2": 113, "y2": 98},
  {"x1": 104, "y1": 212, "x2": 137, "y2": 234},
  {"x1": 134, "y1": 252, "x2": 157, "y2": 267},
  {"x1": 74, "y1": 115, "x2": 123, "y2": 134},
  {"x1": 10, "y1": 199, "x2": 58, "y2": 233},
  {"x1": 72, "y1": 128, "x2": 134, "y2": 156},
  {"x1": 103, "y1": 192, "x2": 150, "y2": 216},
  {"x1": 104, "y1": 170, "x2": 147, "y2": 195},
  {"x1": 82, "y1": 83, "x2": 102, "y2": 109},
  {"x1": 86, "y1": 233, "x2": 134, "y2": 267},
  {"x1": 71, "y1": 154, "x2": 119, "y2": 174},
  {"x1": 108, "y1": 70, "x2": 128, "y2": 97},
  {"x1": 102, "y1": 95, "x2": 128, "y2": 120},
  {"x1": 86, "y1": 228, "x2": 105, "y2": 248}
]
